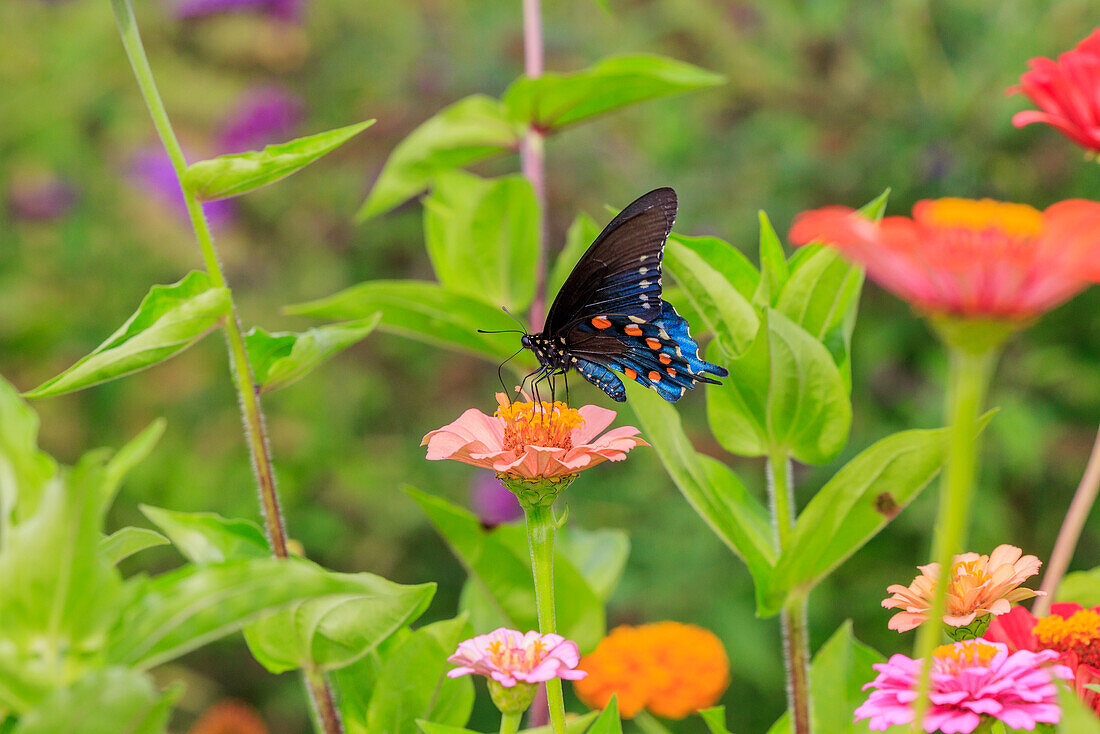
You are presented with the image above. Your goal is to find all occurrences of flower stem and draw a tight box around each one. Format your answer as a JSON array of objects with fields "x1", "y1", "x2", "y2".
[
  {"x1": 767, "y1": 451, "x2": 811, "y2": 734},
  {"x1": 499, "y1": 711, "x2": 522, "y2": 734},
  {"x1": 1034, "y1": 421, "x2": 1100, "y2": 617},
  {"x1": 108, "y1": 0, "x2": 340, "y2": 730},
  {"x1": 523, "y1": 502, "x2": 566, "y2": 734},
  {"x1": 520, "y1": 0, "x2": 548, "y2": 332},
  {"x1": 910, "y1": 344, "x2": 997, "y2": 730}
]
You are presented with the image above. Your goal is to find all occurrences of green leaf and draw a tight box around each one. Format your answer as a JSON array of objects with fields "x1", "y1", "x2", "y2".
[
  {"x1": 25, "y1": 272, "x2": 231, "y2": 398},
  {"x1": 100, "y1": 527, "x2": 169, "y2": 566},
  {"x1": 1057, "y1": 567, "x2": 1100, "y2": 607},
  {"x1": 1058, "y1": 686, "x2": 1100, "y2": 734},
  {"x1": 668, "y1": 233, "x2": 760, "y2": 302},
  {"x1": 107, "y1": 556, "x2": 434, "y2": 670},
  {"x1": 245, "y1": 315, "x2": 381, "y2": 393},
  {"x1": 358, "y1": 96, "x2": 521, "y2": 220},
  {"x1": 408, "y1": 487, "x2": 605, "y2": 651},
  {"x1": 415, "y1": 711, "x2": 601, "y2": 734},
  {"x1": 777, "y1": 247, "x2": 863, "y2": 370},
  {"x1": 856, "y1": 188, "x2": 891, "y2": 221},
  {"x1": 586, "y1": 696, "x2": 622, "y2": 734},
  {"x1": 424, "y1": 172, "x2": 539, "y2": 311},
  {"x1": 286, "y1": 280, "x2": 533, "y2": 366},
  {"x1": 182, "y1": 121, "x2": 374, "y2": 200},
  {"x1": 765, "y1": 309, "x2": 852, "y2": 465},
  {"x1": 698, "y1": 707, "x2": 734, "y2": 734},
  {"x1": 762, "y1": 421, "x2": 989, "y2": 616},
  {"x1": 503, "y1": 54, "x2": 724, "y2": 131},
  {"x1": 705, "y1": 326, "x2": 770, "y2": 457},
  {"x1": 140, "y1": 505, "x2": 270, "y2": 563},
  {"x1": 665, "y1": 237, "x2": 759, "y2": 355},
  {"x1": 13, "y1": 668, "x2": 180, "y2": 734},
  {"x1": 549, "y1": 213, "x2": 602, "y2": 301},
  {"x1": 628, "y1": 384, "x2": 775, "y2": 592},
  {"x1": 755, "y1": 211, "x2": 789, "y2": 307},
  {"x1": 0, "y1": 377, "x2": 57, "y2": 528},
  {"x1": 556, "y1": 526, "x2": 630, "y2": 601}
]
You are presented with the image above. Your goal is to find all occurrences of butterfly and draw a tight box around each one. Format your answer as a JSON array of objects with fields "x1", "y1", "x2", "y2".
[{"x1": 518, "y1": 187, "x2": 728, "y2": 403}]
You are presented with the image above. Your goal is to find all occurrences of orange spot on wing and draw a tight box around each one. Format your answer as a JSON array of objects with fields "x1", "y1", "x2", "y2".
[
  {"x1": 667, "y1": 367, "x2": 677, "y2": 377},
  {"x1": 623, "y1": 368, "x2": 637, "y2": 380},
  {"x1": 648, "y1": 371, "x2": 662, "y2": 382},
  {"x1": 591, "y1": 316, "x2": 612, "y2": 329},
  {"x1": 658, "y1": 353, "x2": 672, "y2": 364},
  {"x1": 624, "y1": 325, "x2": 643, "y2": 336},
  {"x1": 646, "y1": 338, "x2": 662, "y2": 350}
]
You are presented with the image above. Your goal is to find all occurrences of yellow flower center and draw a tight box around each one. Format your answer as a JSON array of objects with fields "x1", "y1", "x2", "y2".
[
  {"x1": 933, "y1": 640, "x2": 1000, "y2": 674},
  {"x1": 495, "y1": 396, "x2": 585, "y2": 451},
  {"x1": 486, "y1": 639, "x2": 547, "y2": 673},
  {"x1": 923, "y1": 198, "x2": 1044, "y2": 239},
  {"x1": 1034, "y1": 609, "x2": 1100, "y2": 666},
  {"x1": 946, "y1": 558, "x2": 992, "y2": 607}
]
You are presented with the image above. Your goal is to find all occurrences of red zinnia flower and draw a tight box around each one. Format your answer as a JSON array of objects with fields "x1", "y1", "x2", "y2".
[
  {"x1": 1011, "y1": 29, "x2": 1100, "y2": 153},
  {"x1": 789, "y1": 198, "x2": 1100, "y2": 319},
  {"x1": 985, "y1": 602, "x2": 1100, "y2": 716}
]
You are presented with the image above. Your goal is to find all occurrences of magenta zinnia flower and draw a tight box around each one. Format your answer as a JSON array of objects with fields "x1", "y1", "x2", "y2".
[
  {"x1": 447, "y1": 628, "x2": 587, "y2": 687},
  {"x1": 855, "y1": 640, "x2": 1070, "y2": 733}
]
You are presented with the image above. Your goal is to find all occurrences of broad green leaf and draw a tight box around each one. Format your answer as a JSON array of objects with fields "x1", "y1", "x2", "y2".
[
  {"x1": 140, "y1": 505, "x2": 270, "y2": 563},
  {"x1": 586, "y1": 696, "x2": 622, "y2": 734},
  {"x1": 628, "y1": 384, "x2": 774, "y2": 591},
  {"x1": 556, "y1": 526, "x2": 630, "y2": 600},
  {"x1": 665, "y1": 238, "x2": 759, "y2": 355},
  {"x1": 0, "y1": 377, "x2": 57, "y2": 528},
  {"x1": 182, "y1": 121, "x2": 373, "y2": 200},
  {"x1": 424, "y1": 172, "x2": 539, "y2": 311},
  {"x1": 100, "y1": 527, "x2": 169, "y2": 566},
  {"x1": 549, "y1": 213, "x2": 602, "y2": 301},
  {"x1": 1058, "y1": 686, "x2": 1100, "y2": 734},
  {"x1": 13, "y1": 668, "x2": 180, "y2": 734},
  {"x1": 25, "y1": 272, "x2": 231, "y2": 398},
  {"x1": 705, "y1": 325, "x2": 770, "y2": 457},
  {"x1": 408, "y1": 488, "x2": 605, "y2": 651},
  {"x1": 765, "y1": 309, "x2": 852, "y2": 465},
  {"x1": 286, "y1": 280, "x2": 533, "y2": 366},
  {"x1": 244, "y1": 315, "x2": 381, "y2": 393},
  {"x1": 107, "y1": 556, "x2": 434, "y2": 670},
  {"x1": 503, "y1": 55, "x2": 724, "y2": 131},
  {"x1": 359, "y1": 96, "x2": 521, "y2": 220},
  {"x1": 1057, "y1": 567, "x2": 1100, "y2": 607},
  {"x1": 755, "y1": 211, "x2": 789, "y2": 307},
  {"x1": 415, "y1": 711, "x2": 601, "y2": 734},
  {"x1": 667, "y1": 233, "x2": 760, "y2": 311},
  {"x1": 699, "y1": 706, "x2": 734, "y2": 734}
]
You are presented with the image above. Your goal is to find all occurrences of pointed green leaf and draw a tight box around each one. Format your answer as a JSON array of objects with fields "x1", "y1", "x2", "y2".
[
  {"x1": 665, "y1": 238, "x2": 759, "y2": 355},
  {"x1": 699, "y1": 707, "x2": 734, "y2": 734},
  {"x1": 755, "y1": 211, "x2": 789, "y2": 307},
  {"x1": 667, "y1": 233, "x2": 760, "y2": 309},
  {"x1": 140, "y1": 505, "x2": 270, "y2": 563},
  {"x1": 245, "y1": 315, "x2": 381, "y2": 393},
  {"x1": 25, "y1": 272, "x2": 230, "y2": 398},
  {"x1": 424, "y1": 172, "x2": 539, "y2": 311},
  {"x1": 182, "y1": 121, "x2": 374, "y2": 200},
  {"x1": 286, "y1": 280, "x2": 535, "y2": 366},
  {"x1": 586, "y1": 696, "x2": 622, "y2": 734},
  {"x1": 0, "y1": 377, "x2": 57, "y2": 528},
  {"x1": 856, "y1": 188, "x2": 891, "y2": 221},
  {"x1": 549, "y1": 213, "x2": 603, "y2": 300},
  {"x1": 1059, "y1": 686, "x2": 1100, "y2": 733},
  {"x1": 358, "y1": 96, "x2": 521, "y2": 220},
  {"x1": 101, "y1": 527, "x2": 170, "y2": 566},
  {"x1": 503, "y1": 54, "x2": 724, "y2": 131},
  {"x1": 12, "y1": 668, "x2": 180, "y2": 734},
  {"x1": 705, "y1": 326, "x2": 770, "y2": 457}
]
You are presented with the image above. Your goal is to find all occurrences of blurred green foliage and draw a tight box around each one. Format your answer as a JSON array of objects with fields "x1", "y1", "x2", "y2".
[{"x1": 4, "y1": 0, "x2": 1100, "y2": 731}]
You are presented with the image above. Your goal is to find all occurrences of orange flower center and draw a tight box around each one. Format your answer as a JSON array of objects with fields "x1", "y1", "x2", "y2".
[
  {"x1": 945, "y1": 558, "x2": 992, "y2": 608},
  {"x1": 486, "y1": 639, "x2": 547, "y2": 673},
  {"x1": 1035, "y1": 610, "x2": 1100, "y2": 667},
  {"x1": 933, "y1": 640, "x2": 1000, "y2": 674},
  {"x1": 495, "y1": 396, "x2": 585, "y2": 451},
  {"x1": 923, "y1": 198, "x2": 1044, "y2": 239}
]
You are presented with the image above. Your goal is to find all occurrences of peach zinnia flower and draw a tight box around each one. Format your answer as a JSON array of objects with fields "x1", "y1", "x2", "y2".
[
  {"x1": 575, "y1": 622, "x2": 730, "y2": 719},
  {"x1": 422, "y1": 394, "x2": 647, "y2": 479},
  {"x1": 1010, "y1": 29, "x2": 1100, "y2": 153},
  {"x1": 883, "y1": 545, "x2": 1044, "y2": 633},
  {"x1": 789, "y1": 198, "x2": 1100, "y2": 319}
]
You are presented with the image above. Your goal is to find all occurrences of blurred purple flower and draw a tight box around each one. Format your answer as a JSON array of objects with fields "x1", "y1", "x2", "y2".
[
  {"x1": 219, "y1": 86, "x2": 304, "y2": 154},
  {"x1": 7, "y1": 173, "x2": 76, "y2": 221},
  {"x1": 471, "y1": 471, "x2": 522, "y2": 526},
  {"x1": 128, "y1": 148, "x2": 235, "y2": 229},
  {"x1": 174, "y1": 0, "x2": 304, "y2": 22}
]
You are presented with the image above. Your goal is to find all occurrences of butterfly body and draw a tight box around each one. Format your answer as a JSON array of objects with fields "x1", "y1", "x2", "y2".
[{"x1": 522, "y1": 188, "x2": 728, "y2": 403}]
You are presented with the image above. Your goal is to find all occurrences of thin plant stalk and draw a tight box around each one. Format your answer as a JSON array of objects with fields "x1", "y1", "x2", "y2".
[
  {"x1": 910, "y1": 345, "x2": 997, "y2": 730},
  {"x1": 521, "y1": 0, "x2": 548, "y2": 331},
  {"x1": 767, "y1": 452, "x2": 811, "y2": 734},
  {"x1": 499, "y1": 711, "x2": 522, "y2": 734},
  {"x1": 524, "y1": 502, "x2": 567, "y2": 734},
  {"x1": 1033, "y1": 422, "x2": 1100, "y2": 617},
  {"x1": 108, "y1": 0, "x2": 341, "y2": 730}
]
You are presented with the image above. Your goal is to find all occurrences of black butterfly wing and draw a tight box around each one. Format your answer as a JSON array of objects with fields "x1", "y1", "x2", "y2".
[{"x1": 543, "y1": 187, "x2": 677, "y2": 333}]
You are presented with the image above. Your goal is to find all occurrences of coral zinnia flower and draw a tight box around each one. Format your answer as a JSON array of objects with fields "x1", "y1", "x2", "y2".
[
  {"x1": 789, "y1": 198, "x2": 1100, "y2": 319},
  {"x1": 986, "y1": 602, "x2": 1100, "y2": 715},
  {"x1": 189, "y1": 700, "x2": 269, "y2": 734},
  {"x1": 422, "y1": 394, "x2": 647, "y2": 480},
  {"x1": 1010, "y1": 29, "x2": 1100, "y2": 153},
  {"x1": 446, "y1": 628, "x2": 586, "y2": 687},
  {"x1": 855, "y1": 640, "x2": 1070, "y2": 732},
  {"x1": 883, "y1": 545, "x2": 1044, "y2": 633},
  {"x1": 575, "y1": 622, "x2": 730, "y2": 719}
]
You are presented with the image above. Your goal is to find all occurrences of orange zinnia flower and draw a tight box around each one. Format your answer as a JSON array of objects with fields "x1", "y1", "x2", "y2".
[
  {"x1": 189, "y1": 700, "x2": 269, "y2": 734},
  {"x1": 1011, "y1": 29, "x2": 1100, "y2": 153},
  {"x1": 883, "y1": 545, "x2": 1044, "y2": 633},
  {"x1": 789, "y1": 198, "x2": 1100, "y2": 319},
  {"x1": 574, "y1": 622, "x2": 730, "y2": 719}
]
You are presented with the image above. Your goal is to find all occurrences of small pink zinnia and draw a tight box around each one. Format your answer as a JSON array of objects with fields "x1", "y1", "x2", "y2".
[
  {"x1": 855, "y1": 640, "x2": 1071, "y2": 733},
  {"x1": 447, "y1": 628, "x2": 587, "y2": 687},
  {"x1": 883, "y1": 545, "x2": 1044, "y2": 633},
  {"x1": 422, "y1": 394, "x2": 647, "y2": 480}
]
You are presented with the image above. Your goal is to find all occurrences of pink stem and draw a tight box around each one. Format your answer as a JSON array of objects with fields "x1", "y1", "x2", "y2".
[{"x1": 521, "y1": 0, "x2": 548, "y2": 332}]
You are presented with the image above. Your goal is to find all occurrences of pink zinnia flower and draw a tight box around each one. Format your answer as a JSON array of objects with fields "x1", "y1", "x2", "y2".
[
  {"x1": 422, "y1": 394, "x2": 647, "y2": 480},
  {"x1": 1010, "y1": 29, "x2": 1100, "y2": 153},
  {"x1": 447, "y1": 628, "x2": 587, "y2": 687},
  {"x1": 855, "y1": 640, "x2": 1071, "y2": 732},
  {"x1": 882, "y1": 545, "x2": 1044, "y2": 633},
  {"x1": 789, "y1": 198, "x2": 1100, "y2": 319}
]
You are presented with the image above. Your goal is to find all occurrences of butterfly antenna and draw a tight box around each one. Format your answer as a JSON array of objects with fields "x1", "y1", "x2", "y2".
[
  {"x1": 495, "y1": 346, "x2": 525, "y2": 405},
  {"x1": 500, "y1": 305, "x2": 528, "y2": 332}
]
